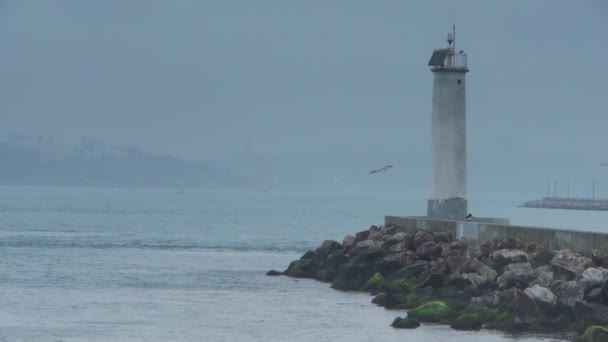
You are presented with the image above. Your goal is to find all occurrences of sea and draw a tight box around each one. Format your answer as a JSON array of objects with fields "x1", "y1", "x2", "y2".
[{"x1": 2, "y1": 186, "x2": 607, "y2": 341}]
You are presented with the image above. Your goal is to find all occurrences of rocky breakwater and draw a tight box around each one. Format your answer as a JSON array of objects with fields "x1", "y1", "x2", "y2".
[{"x1": 268, "y1": 224, "x2": 608, "y2": 340}]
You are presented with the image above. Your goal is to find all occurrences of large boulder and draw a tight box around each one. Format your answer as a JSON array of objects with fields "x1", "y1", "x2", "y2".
[
  {"x1": 354, "y1": 229, "x2": 370, "y2": 243},
  {"x1": 496, "y1": 263, "x2": 542, "y2": 290},
  {"x1": 342, "y1": 235, "x2": 355, "y2": 249},
  {"x1": 550, "y1": 249, "x2": 593, "y2": 281},
  {"x1": 585, "y1": 287, "x2": 604, "y2": 304},
  {"x1": 285, "y1": 251, "x2": 319, "y2": 278},
  {"x1": 391, "y1": 316, "x2": 420, "y2": 329},
  {"x1": 330, "y1": 261, "x2": 376, "y2": 291},
  {"x1": 479, "y1": 240, "x2": 496, "y2": 258},
  {"x1": 423, "y1": 272, "x2": 445, "y2": 289},
  {"x1": 462, "y1": 273, "x2": 487, "y2": 291},
  {"x1": 464, "y1": 295, "x2": 499, "y2": 313},
  {"x1": 497, "y1": 237, "x2": 522, "y2": 250},
  {"x1": 524, "y1": 285, "x2": 558, "y2": 317},
  {"x1": 402, "y1": 233, "x2": 415, "y2": 251},
  {"x1": 530, "y1": 271, "x2": 554, "y2": 288},
  {"x1": 413, "y1": 231, "x2": 434, "y2": 249},
  {"x1": 437, "y1": 286, "x2": 475, "y2": 311},
  {"x1": 266, "y1": 270, "x2": 282, "y2": 276},
  {"x1": 451, "y1": 313, "x2": 482, "y2": 330},
  {"x1": 591, "y1": 249, "x2": 608, "y2": 268},
  {"x1": 316, "y1": 240, "x2": 342, "y2": 260},
  {"x1": 416, "y1": 241, "x2": 443, "y2": 261},
  {"x1": 434, "y1": 231, "x2": 452, "y2": 244},
  {"x1": 524, "y1": 285, "x2": 557, "y2": 306},
  {"x1": 456, "y1": 258, "x2": 498, "y2": 282},
  {"x1": 448, "y1": 273, "x2": 473, "y2": 291},
  {"x1": 498, "y1": 288, "x2": 547, "y2": 330},
  {"x1": 489, "y1": 249, "x2": 529, "y2": 274},
  {"x1": 581, "y1": 268, "x2": 608, "y2": 289},
  {"x1": 503, "y1": 262, "x2": 532, "y2": 273},
  {"x1": 316, "y1": 254, "x2": 350, "y2": 282},
  {"x1": 498, "y1": 288, "x2": 549, "y2": 330},
  {"x1": 554, "y1": 280, "x2": 586, "y2": 309},
  {"x1": 384, "y1": 232, "x2": 406, "y2": 246},
  {"x1": 367, "y1": 225, "x2": 383, "y2": 240},
  {"x1": 575, "y1": 302, "x2": 608, "y2": 326},
  {"x1": 348, "y1": 240, "x2": 384, "y2": 264},
  {"x1": 390, "y1": 260, "x2": 430, "y2": 282},
  {"x1": 407, "y1": 301, "x2": 455, "y2": 322},
  {"x1": 529, "y1": 247, "x2": 557, "y2": 268}
]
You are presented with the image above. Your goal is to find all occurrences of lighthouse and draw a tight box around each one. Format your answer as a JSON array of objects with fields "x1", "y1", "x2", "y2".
[{"x1": 427, "y1": 30, "x2": 468, "y2": 220}]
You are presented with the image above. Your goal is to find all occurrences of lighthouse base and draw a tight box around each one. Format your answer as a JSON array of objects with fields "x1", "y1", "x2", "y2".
[{"x1": 427, "y1": 198, "x2": 467, "y2": 221}]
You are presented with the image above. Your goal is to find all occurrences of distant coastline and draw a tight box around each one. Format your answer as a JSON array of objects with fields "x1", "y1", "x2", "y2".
[{"x1": 520, "y1": 197, "x2": 608, "y2": 211}]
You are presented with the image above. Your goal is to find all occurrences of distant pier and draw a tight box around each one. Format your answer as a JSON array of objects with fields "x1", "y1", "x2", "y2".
[{"x1": 521, "y1": 197, "x2": 608, "y2": 211}]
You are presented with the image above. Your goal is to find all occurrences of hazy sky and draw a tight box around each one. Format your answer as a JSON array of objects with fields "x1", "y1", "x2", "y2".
[{"x1": 1, "y1": 0, "x2": 607, "y2": 160}]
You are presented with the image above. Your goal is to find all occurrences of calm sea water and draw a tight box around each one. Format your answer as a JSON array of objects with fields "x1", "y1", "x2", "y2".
[{"x1": 1, "y1": 186, "x2": 606, "y2": 341}]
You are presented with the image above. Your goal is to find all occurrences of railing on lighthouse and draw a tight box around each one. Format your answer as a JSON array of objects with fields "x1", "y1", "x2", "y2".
[{"x1": 428, "y1": 49, "x2": 467, "y2": 70}]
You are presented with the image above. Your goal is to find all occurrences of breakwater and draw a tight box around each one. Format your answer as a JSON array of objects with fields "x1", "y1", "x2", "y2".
[
  {"x1": 273, "y1": 223, "x2": 608, "y2": 341},
  {"x1": 521, "y1": 198, "x2": 608, "y2": 211},
  {"x1": 384, "y1": 216, "x2": 608, "y2": 256}
]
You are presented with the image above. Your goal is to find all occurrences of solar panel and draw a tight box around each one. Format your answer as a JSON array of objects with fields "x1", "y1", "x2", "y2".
[{"x1": 428, "y1": 49, "x2": 448, "y2": 66}]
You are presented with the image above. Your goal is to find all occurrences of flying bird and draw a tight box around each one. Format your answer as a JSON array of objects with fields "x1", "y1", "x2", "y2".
[{"x1": 369, "y1": 165, "x2": 393, "y2": 175}]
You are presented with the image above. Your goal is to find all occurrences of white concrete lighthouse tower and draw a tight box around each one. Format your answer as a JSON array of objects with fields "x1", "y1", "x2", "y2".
[{"x1": 427, "y1": 30, "x2": 469, "y2": 220}]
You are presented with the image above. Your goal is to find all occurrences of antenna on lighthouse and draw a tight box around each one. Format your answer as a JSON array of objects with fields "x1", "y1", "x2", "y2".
[{"x1": 453, "y1": 24, "x2": 456, "y2": 52}]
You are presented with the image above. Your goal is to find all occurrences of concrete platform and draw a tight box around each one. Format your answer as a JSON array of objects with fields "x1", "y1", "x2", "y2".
[{"x1": 385, "y1": 215, "x2": 608, "y2": 256}]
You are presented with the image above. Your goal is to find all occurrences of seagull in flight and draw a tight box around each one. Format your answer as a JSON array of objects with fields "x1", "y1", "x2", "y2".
[{"x1": 369, "y1": 165, "x2": 394, "y2": 175}]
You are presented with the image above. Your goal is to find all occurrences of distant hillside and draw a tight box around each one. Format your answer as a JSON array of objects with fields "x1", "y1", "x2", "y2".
[
  {"x1": 1, "y1": 135, "x2": 604, "y2": 199},
  {"x1": 0, "y1": 136, "x2": 226, "y2": 188}
]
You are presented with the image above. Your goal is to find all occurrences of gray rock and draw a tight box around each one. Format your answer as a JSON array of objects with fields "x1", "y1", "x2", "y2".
[
  {"x1": 524, "y1": 285, "x2": 557, "y2": 306},
  {"x1": 354, "y1": 229, "x2": 370, "y2": 243},
  {"x1": 497, "y1": 264, "x2": 539, "y2": 290},
  {"x1": 413, "y1": 231, "x2": 434, "y2": 249},
  {"x1": 316, "y1": 240, "x2": 342, "y2": 260},
  {"x1": 391, "y1": 316, "x2": 420, "y2": 329},
  {"x1": 592, "y1": 249, "x2": 608, "y2": 268},
  {"x1": 585, "y1": 287, "x2": 604, "y2": 304},
  {"x1": 529, "y1": 248, "x2": 557, "y2": 268},
  {"x1": 554, "y1": 280, "x2": 586, "y2": 308},
  {"x1": 574, "y1": 301, "x2": 608, "y2": 326},
  {"x1": 385, "y1": 232, "x2": 406, "y2": 245},
  {"x1": 550, "y1": 249, "x2": 593, "y2": 281},
  {"x1": 434, "y1": 231, "x2": 452, "y2": 244},
  {"x1": 530, "y1": 271, "x2": 554, "y2": 288},
  {"x1": 464, "y1": 295, "x2": 498, "y2": 313},
  {"x1": 342, "y1": 235, "x2": 355, "y2": 249},
  {"x1": 349, "y1": 240, "x2": 383, "y2": 256},
  {"x1": 448, "y1": 273, "x2": 473, "y2": 291},
  {"x1": 504, "y1": 262, "x2": 533, "y2": 273},
  {"x1": 462, "y1": 273, "x2": 486, "y2": 290},
  {"x1": 416, "y1": 241, "x2": 443, "y2": 260},
  {"x1": 423, "y1": 272, "x2": 445, "y2": 289},
  {"x1": 457, "y1": 258, "x2": 498, "y2": 282},
  {"x1": 391, "y1": 260, "x2": 430, "y2": 280},
  {"x1": 490, "y1": 249, "x2": 529, "y2": 274},
  {"x1": 581, "y1": 267, "x2": 608, "y2": 289},
  {"x1": 388, "y1": 241, "x2": 405, "y2": 253}
]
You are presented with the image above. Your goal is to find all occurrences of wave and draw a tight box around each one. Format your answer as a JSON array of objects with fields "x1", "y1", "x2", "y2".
[{"x1": 0, "y1": 238, "x2": 313, "y2": 253}]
